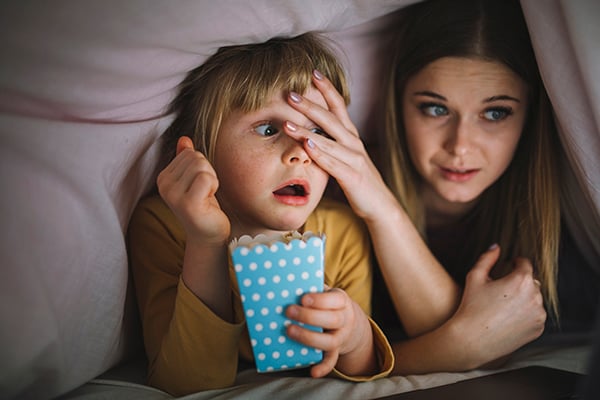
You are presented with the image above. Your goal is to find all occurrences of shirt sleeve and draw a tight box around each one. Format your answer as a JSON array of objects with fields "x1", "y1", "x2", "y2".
[
  {"x1": 127, "y1": 196, "x2": 245, "y2": 396},
  {"x1": 329, "y1": 317, "x2": 395, "y2": 382}
]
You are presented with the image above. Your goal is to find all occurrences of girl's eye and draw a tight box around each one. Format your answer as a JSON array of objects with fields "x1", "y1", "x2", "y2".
[
  {"x1": 420, "y1": 103, "x2": 448, "y2": 117},
  {"x1": 254, "y1": 123, "x2": 279, "y2": 137},
  {"x1": 483, "y1": 107, "x2": 512, "y2": 121},
  {"x1": 310, "y1": 127, "x2": 332, "y2": 139}
]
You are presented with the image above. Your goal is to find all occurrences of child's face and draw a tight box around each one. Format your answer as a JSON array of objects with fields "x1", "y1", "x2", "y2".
[
  {"x1": 402, "y1": 57, "x2": 528, "y2": 217},
  {"x1": 213, "y1": 87, "x2": 330, "y2": 238}
]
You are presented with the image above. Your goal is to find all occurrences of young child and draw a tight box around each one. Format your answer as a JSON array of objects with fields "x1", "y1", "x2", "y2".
[{"x1": 127, "y1": 33, "x2": 393, "y2": 396}]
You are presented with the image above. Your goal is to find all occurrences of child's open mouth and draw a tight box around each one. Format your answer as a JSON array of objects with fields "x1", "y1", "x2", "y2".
[
  {"x1": 273, "y1": 184, "x2": 306, "y2": 197},
  {"x1": 273, "y1": 181, "x2": 310, "y2": 206}
]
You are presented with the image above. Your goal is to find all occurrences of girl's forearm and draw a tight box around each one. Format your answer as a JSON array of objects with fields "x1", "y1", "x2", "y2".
[
  {"x1": 365, "y1": 199, "x2": 461, "y2": 337},
  {"x1": 391, "y1": 318, "x2": 481, "y2": 375}
]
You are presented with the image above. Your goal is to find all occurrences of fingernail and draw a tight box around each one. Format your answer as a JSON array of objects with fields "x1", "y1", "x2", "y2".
[
  {"x1": 287, "y1": 324, "x2": 298, "y2": 338},
  {"x1": 313, "y1": 69, "x2": 324, "y2": 80},
  {"x1": 289, "y1": 91, "x2": 302, "y2": 103},
  {"x1": 488, "y1": 243, "x2": 498, "y2": 250},
  {"x1": 286, "y1": 305, "x2": 298, "y2": 318},
  {"x1": 307, "y1": 138, "x2": 315, "y2": 149},
  {"x1": 285, "y1": 120, "x2": 297, "y2": 132},
  {"x1": 302, "y1": 295, "x2": 313, "y2": 306}
]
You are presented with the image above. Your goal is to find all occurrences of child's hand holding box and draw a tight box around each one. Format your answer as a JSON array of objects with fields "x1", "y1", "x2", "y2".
[{"x1": 230, "y1": 231, "x2": 325, "y2": 373}]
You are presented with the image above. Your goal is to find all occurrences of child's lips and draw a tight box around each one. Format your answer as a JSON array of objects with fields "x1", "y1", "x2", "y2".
[{"x1": 273, "y1": 180, "x2": 310, "y2": 205}]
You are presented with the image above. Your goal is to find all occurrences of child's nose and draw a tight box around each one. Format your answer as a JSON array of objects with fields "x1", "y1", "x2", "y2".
[{"x1": 282, "y1": 136, "x2": 311, "y2": 165}]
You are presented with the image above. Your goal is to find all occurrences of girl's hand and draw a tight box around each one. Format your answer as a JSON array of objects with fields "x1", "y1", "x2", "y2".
[
  {"x1": 285, "y1": 287, "x2": 377, "y2": 378},
  {"x1": 157, "y1": 136, "x2": 230, "y2": 244},
  {"x1": 451, "y1": 245, "x2": 546, "y2": 367},
  {"x1": 283, "y1": 71, "x2": 398, "y2": 223}
]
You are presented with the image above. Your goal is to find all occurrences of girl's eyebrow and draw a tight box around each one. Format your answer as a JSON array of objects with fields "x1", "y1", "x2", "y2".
[
  {"x1": 413, "y1": 91, "x2": 521, "y2": 103},
  {"x1": 484, "y1": 95, "x2": 521, "y2": 103},
  {"x1": 413, "y1": 91, "x2": 446, "y2": 101}
]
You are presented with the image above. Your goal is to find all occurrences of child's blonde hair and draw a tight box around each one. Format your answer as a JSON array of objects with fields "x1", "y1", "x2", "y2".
[{"x1": 162, "y1": 33, "x2": 349, "y2": 166}]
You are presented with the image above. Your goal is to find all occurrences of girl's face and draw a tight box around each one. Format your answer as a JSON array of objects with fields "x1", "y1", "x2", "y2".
[
  {"x1": 213, "y1": 87, "x2": 330, "y2": 238},
  {"x1": 402, "y1": 57, "x2": 528, "y2": 220}
]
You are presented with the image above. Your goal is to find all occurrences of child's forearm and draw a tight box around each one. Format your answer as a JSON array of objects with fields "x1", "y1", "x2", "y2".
[
  {"x1": 148, "y1": 279, "x2": 245, "y2": 395},
  {"x1": 181, "y1": 237, "x2": 232, "y2": 322}
]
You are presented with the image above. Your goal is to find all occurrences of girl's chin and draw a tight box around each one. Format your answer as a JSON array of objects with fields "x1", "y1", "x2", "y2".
[
  {"x1": 436, "y1": 195, "x2": 483, "y2": 216},
  {"x1": 434, "y1": 186, "x2": 483, "y2": 206}
]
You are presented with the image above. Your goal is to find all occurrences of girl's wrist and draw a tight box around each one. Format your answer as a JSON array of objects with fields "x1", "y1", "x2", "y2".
[
  {"x1": 363, "y1": 193, "x2": 409, "y2": 230},
  {"x1": 441, "y1": 313, "x2": 484, "y2": 370}
]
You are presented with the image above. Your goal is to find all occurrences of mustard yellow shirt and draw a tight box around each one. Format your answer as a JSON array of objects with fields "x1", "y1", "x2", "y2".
[{"x1": 127, "y1": 195, "x2": 394, "y2": 396}]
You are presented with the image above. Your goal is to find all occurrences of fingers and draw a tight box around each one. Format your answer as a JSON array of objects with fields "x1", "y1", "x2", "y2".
[
  {"x1": 176, "y1": 136, "x2": 194, "y2": 155},
  {"x1": 285, "y1": 288, "x2": 351, "y2": 352},
  {"x1": 310, "y1": 351, "x2": 339, "y2": 378},
  {"x1": 285, "y1": 287, "x2": 372, "y2": 378},
  {"x1": 286, "y1": 288, "x2": 348, "y2": 329},
  {"x1": 158, "y1": 150, "x2": 216, "y2": 197},
  {"x1": 157, "y1": 146, "x2": 221, "y2": 229},
  {"x1": 283, "y1": 120, "x2": 371, "y2": 184},
  {"x1": 467, "y1": 244, "x2": 501, "y2": 283},
  {"x1": 310, "y1": 70, "x2": 357, "y2": 135},
  {"x1": 511, "y1": 258, "x2": 544, "y2": 307},
  {"x1": 287, "y1": 75, "x2": 359, "y2": 144},
  {"x1": 285, "y1": 316, "x2": 342, "y2": 378},
  {"x1": 512, "y1": 256, "x2": 535, "y2": 276}
]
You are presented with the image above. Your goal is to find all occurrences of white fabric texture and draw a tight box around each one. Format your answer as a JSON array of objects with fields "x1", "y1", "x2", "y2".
[
  {"x1": 0, "y1": 1, "x2": 598, "y2": 399},
  {"x1": 521, "y1": 0, "x2": 600, "y2": 268}
]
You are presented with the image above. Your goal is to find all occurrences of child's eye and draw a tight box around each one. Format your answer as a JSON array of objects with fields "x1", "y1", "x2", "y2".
[
  {"x1": 419, "y1": 103, "x2": 448, "y2": 117},
  {"x1": 254, "y1": 123, "x2": 279, "y2": 137},
  {"x1": 483, "y1": 107, "x2": 513, "y2": 121},
  {"x1": 310, "y1": 127, "x2": 332, "y2": 139}
]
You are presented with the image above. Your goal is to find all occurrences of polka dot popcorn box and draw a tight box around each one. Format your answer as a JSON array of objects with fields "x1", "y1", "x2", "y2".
[{"x1": 229, "y1": 231, "x2": 325, "y2": 373}]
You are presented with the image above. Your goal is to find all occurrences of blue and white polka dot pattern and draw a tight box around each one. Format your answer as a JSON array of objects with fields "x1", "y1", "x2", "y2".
[{"x1": 232, "y1": 235, "x2": 325, "y2": 373}]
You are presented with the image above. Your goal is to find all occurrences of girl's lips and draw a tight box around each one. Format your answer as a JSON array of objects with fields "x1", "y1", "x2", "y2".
[
  {"x1": 439, "y1": 166, "x2": 480, "y2": 182},
  {"x1": 272, "y1": 179, "x2": 310, "y2": 206}
]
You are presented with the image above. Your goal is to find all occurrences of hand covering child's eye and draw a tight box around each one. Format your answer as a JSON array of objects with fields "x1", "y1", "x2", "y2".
[{"x1": 311, "y1": 127, "x2": 332, "y2": 140}]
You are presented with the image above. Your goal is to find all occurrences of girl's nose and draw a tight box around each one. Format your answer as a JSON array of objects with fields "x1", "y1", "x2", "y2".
[{"x1": 444, "y1": 119, "x2": 472, "y2": 156}]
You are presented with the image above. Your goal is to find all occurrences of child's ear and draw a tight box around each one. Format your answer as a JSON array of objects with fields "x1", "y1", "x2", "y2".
[{"x1": 176, "y1": 136, "x2": 195, "y2": 155}]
